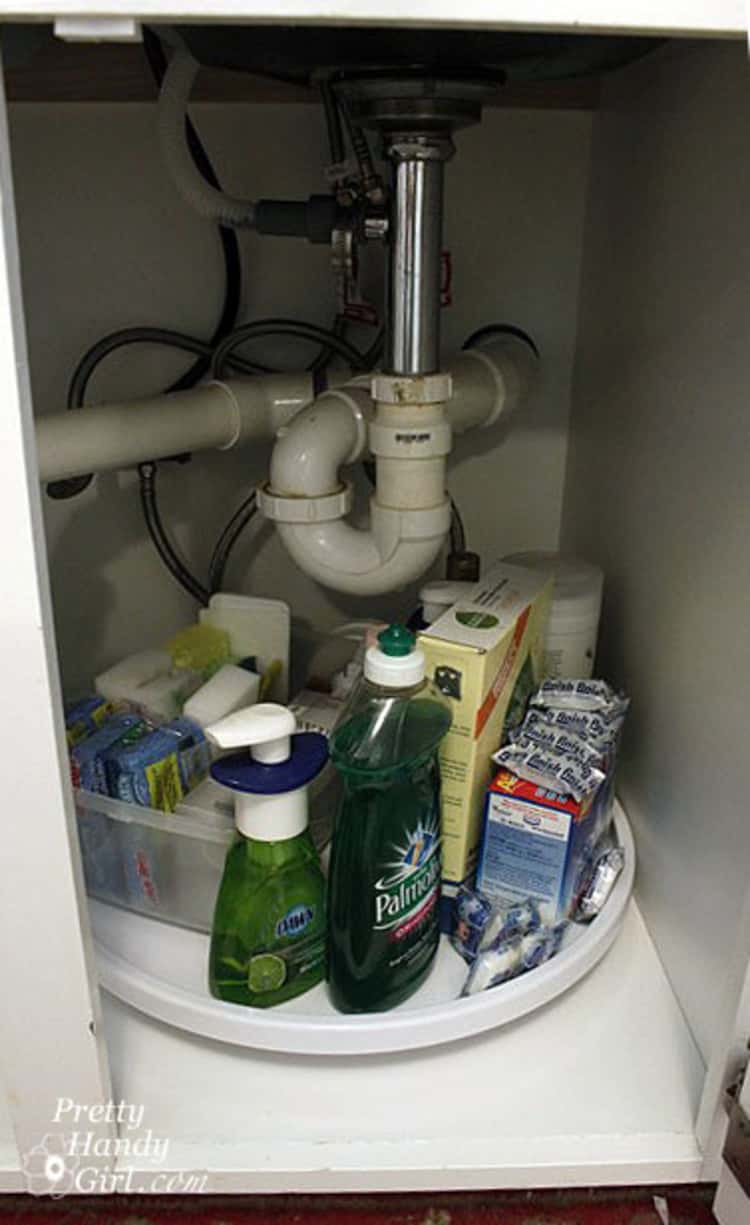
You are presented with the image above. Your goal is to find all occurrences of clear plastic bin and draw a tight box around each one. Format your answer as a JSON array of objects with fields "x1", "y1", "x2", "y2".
[{"x1": 75, "y1": 763, "x2": 338, "y2": 932}]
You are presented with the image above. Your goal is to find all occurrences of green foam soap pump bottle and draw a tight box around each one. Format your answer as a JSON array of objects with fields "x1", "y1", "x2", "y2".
[
  {"x1": 327, "y1": 625, "x2": 452, "y2": 1013},
  {"x1": 206, "y1": 703, "x2": 328, "y2": 1008}
]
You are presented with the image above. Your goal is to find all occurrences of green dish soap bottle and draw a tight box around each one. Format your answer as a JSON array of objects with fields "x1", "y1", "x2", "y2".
[
  {"x1": 327, "y1": 625, "x2": 452, "y2": 1013},
  {"x1": 206, "y1": 703, "x2": 328, "y2": 1008}
]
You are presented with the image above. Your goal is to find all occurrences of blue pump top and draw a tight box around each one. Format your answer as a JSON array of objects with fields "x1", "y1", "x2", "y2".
[{"x1": 211, "y1": 731, "x2": 328, "y2": 796}]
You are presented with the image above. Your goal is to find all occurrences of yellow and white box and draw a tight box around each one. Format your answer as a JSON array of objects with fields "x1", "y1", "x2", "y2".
[{"x1": 418, "y1": 561, "x2": 552, "y2": 901}]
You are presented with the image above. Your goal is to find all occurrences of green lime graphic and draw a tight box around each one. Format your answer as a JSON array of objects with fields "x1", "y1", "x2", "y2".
[
  {"x1": 455, "y1": 610, "x2": 499, "y2": 629},
  {"x1": 248, "y1": 953, "x2": 287, "y2": 993}
]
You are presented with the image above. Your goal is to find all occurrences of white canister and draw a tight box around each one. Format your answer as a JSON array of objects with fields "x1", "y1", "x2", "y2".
[
  {"x1": 419, "y1": 580, "x2": 477, "y2": 626},
  {"x1": 503, "y1": 551, "x2": 604, "y2": 679}
]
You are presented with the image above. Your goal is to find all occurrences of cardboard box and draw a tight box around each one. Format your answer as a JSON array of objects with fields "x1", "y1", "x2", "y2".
[
  {"x1": 417, "y1": 561, "x2": 552, "y2": 912},
  {"x1": 477, "y1": 768, "x2": 601, "y2": 924}
]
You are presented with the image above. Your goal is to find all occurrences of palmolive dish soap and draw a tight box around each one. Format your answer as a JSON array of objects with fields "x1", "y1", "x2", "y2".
[{"x1": 327, "y1": 625, "x2": 451, "y2": 1012}]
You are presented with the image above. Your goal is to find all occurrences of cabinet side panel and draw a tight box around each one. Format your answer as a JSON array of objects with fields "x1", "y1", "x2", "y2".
[
  {"x1": 0, "y1": 48, "x2": 114, "y2": 1164},
  {"x1": 562, "y1": 40, "x2": 750, "y2": 1066}
]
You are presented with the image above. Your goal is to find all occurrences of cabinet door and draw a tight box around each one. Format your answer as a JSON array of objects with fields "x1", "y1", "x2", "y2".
[
  {"x1": 0, "y1": 36, "x2": 116, "y2": 1180},
  {"x1": 713, "y1": 1066, "x2": 750, "y2": 1225}
]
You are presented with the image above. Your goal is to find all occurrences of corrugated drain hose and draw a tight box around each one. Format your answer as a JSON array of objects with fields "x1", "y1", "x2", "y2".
[{"x1": 158, "y1": 48, "x2": 257, "y2": 229}]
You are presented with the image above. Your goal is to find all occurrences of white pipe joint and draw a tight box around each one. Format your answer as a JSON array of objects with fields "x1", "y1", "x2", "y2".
[
  {"x1": 260, "y1": 375, "x2": 453, "y2": 596},
  {"x1": 258, "y1": 386, "x2": 370, "y2": 524},
  {"x1": 369, "y1": 400, "x2": 452, "y2": 513},
  {"x1": 447, "y1": 334, "x2": 537, "y2": 434},
  {"x1": 35, "y1": 372, "x2": 316, "y2": 483}
]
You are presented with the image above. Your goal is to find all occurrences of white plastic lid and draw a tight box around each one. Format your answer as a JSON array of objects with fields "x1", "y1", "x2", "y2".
[
  {"x1": 503, "y1": 551, "x2": 603, "y2": 631},
  {"x1": 419, "y1": 580, "x2": 476, "y2": 625},
  {"x1": 365, "y1": 625, "x2": 425, "y2": 688}
]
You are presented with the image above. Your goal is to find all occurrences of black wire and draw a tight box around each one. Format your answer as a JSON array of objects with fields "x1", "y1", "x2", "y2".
[
  {"x1": 211, "y1": 319, "x2": 371, "y2": 379},
  {"x1": 209, "y1": 491, "x2": 258, "y2": 594},
  {"x1": 139, "y1": 461, "x2": 209, "y2": 604},
  {"x1": 449, "y1": 496, "x2": 467, "y2": 554},
  {"x1": 308, "y1": 312, "x2": 349, "y2": 376},
  {"x1": 66, "y1": 327, "x2": 265, "y2": 413},
  {"x1": 362, "y1": 327, "x2": 385, "y2": 368},
  {"x1": 462, "y1": 322, "x2": 539, "y2": 358}
]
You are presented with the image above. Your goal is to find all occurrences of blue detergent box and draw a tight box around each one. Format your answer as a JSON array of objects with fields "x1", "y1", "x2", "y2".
[{"x1": 476, "y1": 768, "x2": 603, "y2": 925}]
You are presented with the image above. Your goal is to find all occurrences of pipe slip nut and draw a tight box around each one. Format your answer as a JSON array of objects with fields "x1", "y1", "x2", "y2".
[
  {"x1": 372, "y1": 499, "x2": 452, "y2": 544},
  {"x1": 372, "y1": 372, "x2": 452, "y2": 405},
  {"x1": 257, "y1": 481, "x2": 353, "y2": 524}
]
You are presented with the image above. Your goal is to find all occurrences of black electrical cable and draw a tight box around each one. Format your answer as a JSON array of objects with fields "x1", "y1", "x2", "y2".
[
  {"x1": 139, "y1": 461, "x2": 209, "y2": 603},
  {"x1": 211, "y1": 319, "x2": 372, "y2": 380}
]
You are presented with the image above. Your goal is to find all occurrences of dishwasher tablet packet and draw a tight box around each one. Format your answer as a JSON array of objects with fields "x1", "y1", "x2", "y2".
[
  {"x1": 69, "y1": 712, "x2": 146, "y2": 793},
  {"x1": 452, "y1": 888, "x2": 541, "y2": 962},
  {"x1": 462, "y1": 923, "x2": 565, "y2": 996},
  {"x1": 481, "y1": 897, "x2": 542, "y2": 951},
  {"x1": 452, "y1": 887, "x2": 495, "y2": 961},
  {"x1": 523, "y1": 706, "x2": 622, "y2": 751},
  {"x1": 509, "y1": 726, "x2": 604, "y2": 770},
  {"x1": 530, "y1": 677, "x2": 629, "y2": 718},
  {"x1": 492, "y1": 742, "x2": 605, "y2": 802},
  {"x1": 462, "y1": 935, "x2": 522, "y2": 994},
  {"x1": 574, "y1": 845, "x2": 626, "y2": 922}
]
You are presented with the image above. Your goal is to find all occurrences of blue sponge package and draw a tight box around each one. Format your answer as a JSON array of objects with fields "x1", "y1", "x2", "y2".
[
  {"x1": 65, "y1": 695, "x2": 116, "y2": 747},
  {"x1": 104, "y1": 717, "x2": 210, "y2": 812},
  {"x1": 69, "y1": 712, "x2": 145, "y2": 793}
]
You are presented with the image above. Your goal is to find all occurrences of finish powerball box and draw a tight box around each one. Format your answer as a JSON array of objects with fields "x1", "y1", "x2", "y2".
[
  {"x1": 418, "y1": 561, "x2": 552, "y2": 913},
  {"x1": 477, "y1": 769, "x2": 600, "y2": 924}
]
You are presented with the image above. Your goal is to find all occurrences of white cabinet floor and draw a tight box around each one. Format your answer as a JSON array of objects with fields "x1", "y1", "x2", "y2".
[{"x1": 99, "y1": 901, "x2": 706, "y2": 1192}]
